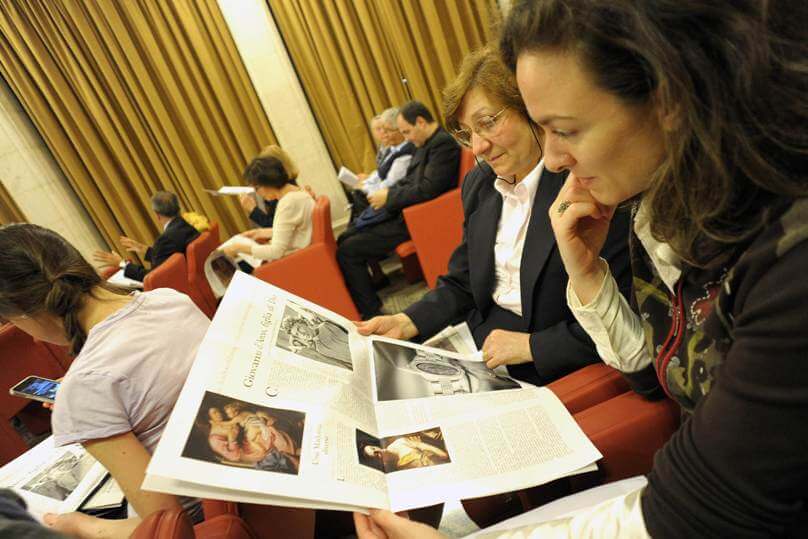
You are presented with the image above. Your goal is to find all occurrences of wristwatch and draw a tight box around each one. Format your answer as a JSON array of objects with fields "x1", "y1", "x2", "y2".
[{"x1": 410, "y1": 357, "x2": 471, "y2": 396}]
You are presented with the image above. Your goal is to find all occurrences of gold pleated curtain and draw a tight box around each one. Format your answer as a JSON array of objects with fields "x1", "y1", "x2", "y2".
[
  {"x1": 0, "y1": 0, "x2": 277, "y2": 249},
  {"x1": 269, "y1": 0, "x2": 497, "y2": 172},
  {"x1": 0, "y1": 180, "x2": 26, "y2": 224}
]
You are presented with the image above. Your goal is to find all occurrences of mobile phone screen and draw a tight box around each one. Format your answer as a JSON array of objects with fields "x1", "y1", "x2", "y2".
[{"x1": 11, "y1": 376, "x2": 60, "y2": 402}]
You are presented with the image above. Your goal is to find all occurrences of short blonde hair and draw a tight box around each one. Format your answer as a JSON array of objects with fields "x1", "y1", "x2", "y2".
[{"x1": 258, "y1": 145, "x2": 299, "y2": 181}]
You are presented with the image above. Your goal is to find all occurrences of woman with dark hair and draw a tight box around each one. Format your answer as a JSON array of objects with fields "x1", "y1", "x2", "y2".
[
  {"x1": 357, "y1": 46, "x2": 631, "y2": 387},
  {"x1": 0, "y1": 224, "x2": 208, "y2": 538},
  {"x1": 224, "y1": 153, "x2": 314, "y2": 263},
  {"x1": 355, "y1": 0, "x2": 808, "y2": 537}
]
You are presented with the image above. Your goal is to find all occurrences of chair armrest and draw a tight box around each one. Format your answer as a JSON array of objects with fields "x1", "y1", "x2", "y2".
[
  {"x1": 548, "y1": 363, "x2": 630, "y2": 415},
  {"x1": 203, "y1": 499, "x2": 240, "y2": 519},
  {"x1": 131, "y1": 508, "x2": 193, "y2": 539}
]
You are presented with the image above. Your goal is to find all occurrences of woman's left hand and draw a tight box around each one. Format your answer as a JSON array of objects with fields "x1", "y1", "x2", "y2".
[
  {"x1": 239, "y1": 193, "x2": 257, "y2": 213},
  {"x1": 482, "y1": 329, "x2": 532, "y2": 369},
  {"x1": 354, "y1": 510, "x2": 446, "y2": 539}
]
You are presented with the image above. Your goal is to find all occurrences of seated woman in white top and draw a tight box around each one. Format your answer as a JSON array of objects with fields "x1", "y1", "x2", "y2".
[
  {"x1": 0, "y1": 224, "x2": 209, "y2": 538},
  {"x1": 224, "y1": 154, "x2": 315, "y2": 263}
]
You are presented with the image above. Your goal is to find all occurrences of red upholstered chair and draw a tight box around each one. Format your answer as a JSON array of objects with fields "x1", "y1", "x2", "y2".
[
  {"x1": 131, "y1": 507, "x2": 257, "y2": 539},
  {"x1": 402, "y1": 189, "x2": 463, "y2": 289},
  {"x1": 573, "y1": 390, "x2": 680, "y2": 483},
  {"x1": 202, "y1": 500, "x2": 315, "y2": 539},
  {"x1": 186, "y1": 222, "x2": 220, "y2": 318},
  {"x1": 142, "y1": 252, "x2": 194, "y2": 298},
  {"x1": 0, "y1": 324, "x2": 68, "y2": 465},
  {"x1": 395, "y1": 148, "x2": 475, "y2": 285},
  {"x1": 547, "y1": 363, "x2": 631, "y2": 415},
  {"x1": 308, "y1": 195, "x2": 330, "y2": 247},
  {"x1": 42, "y1": 342, "x2": 72, "y2": 372},
  {"x1": 253, "y1": 197, "x2": 360, "y2": 320},
  {"x1": 99, "y1": 266, "x2": 118, "y2": 280}
]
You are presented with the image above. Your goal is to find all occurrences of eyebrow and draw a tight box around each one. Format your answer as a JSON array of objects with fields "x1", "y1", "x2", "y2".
[
  {"x1": 533, "y1": 114, "x2": 576, "y2": 125},
  {"x1": 469, "y1": 108, "x2": 499, "y2": 120}
]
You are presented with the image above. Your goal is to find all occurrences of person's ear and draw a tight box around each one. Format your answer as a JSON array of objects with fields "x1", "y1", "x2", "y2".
[{"x1": 653, "y1": 88, "x2": 681, "y2": 132}]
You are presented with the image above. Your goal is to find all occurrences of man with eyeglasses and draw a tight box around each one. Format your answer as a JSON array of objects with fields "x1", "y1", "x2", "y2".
[
  {"x1": 349, "y1": 107, "x2": 417, "y2": 221},
  {"x1": 337, "y1": 100, "x2": 461, "y2": 319}
]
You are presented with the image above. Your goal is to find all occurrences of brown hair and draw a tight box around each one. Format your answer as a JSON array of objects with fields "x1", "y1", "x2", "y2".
[
  {"x1": 258, "y1": 145, "x2": 299, "y2": 181},
  {"x1": 501, "y1": 0, "x2": 808, "y2": 266},
  {"x1": 0, "y1": 224, "x2": 128, "y2": 355},
  {"x1": 243, "y1": 155, "x2": 291, "y2": 189},
  {"x1": 443, "y1": 45, "x2": 529, "y2": 135}
]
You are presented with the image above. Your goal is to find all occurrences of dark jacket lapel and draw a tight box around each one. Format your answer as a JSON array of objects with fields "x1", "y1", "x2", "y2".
[
  {"x1": 467, "y1": 185, "x2": 502, "y2": 312},
  {"x1": 519, "y1": 169, "x2": 566, "y2": 323}
]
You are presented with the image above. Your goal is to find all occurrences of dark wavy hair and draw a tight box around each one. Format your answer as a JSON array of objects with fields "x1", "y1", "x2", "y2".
[
  {"x1": 243, "y1": 155, "x2": 292, "y2": 189},
  {"x1": 501, "y1": 0, "x2": 808, "y2": 266},
  {"x1": 0, "y1": 224, "x2": 127, "y2": 355}
]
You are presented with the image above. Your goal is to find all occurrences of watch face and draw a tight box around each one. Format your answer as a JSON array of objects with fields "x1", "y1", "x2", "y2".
[{"x1": 414, "y1": 362, "x2": 461, "y2": 376}]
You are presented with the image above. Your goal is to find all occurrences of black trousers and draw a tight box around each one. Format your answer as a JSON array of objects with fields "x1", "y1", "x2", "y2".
[
  {"x1": 336, "y1": 218, "x2": 410, "y2": 319},
  {"x1": 350, "y1": 189, "x2": 371, "y2": 222}
]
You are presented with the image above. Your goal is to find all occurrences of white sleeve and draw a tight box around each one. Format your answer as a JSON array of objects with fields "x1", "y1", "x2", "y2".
[
  {"x1": 379, "y1": 155, "x2": 412, "y2": 189},
  {"x1": 566, "y1": 259, "x2": 652, "y2": 373},
  {"x1": 251, "y1": 197, "x2": 303, "y2": 262},
  {"x1": 362, "y1": 171, "x2": 380, "y2": 194},
  {"x1": 484, "y1": 487, "x2": 650, "y2": 539}
]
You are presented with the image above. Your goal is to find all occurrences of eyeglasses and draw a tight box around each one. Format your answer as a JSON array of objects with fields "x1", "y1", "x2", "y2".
[{"x1": 452, "y1": 108, "x2": 507, "y2": 147}]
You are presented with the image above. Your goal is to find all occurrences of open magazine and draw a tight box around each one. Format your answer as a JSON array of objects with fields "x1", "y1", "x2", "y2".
[
  {"x1": 337, "y1": 166, "x2": 359, "y2": 188},
  {"x1": 423, "y1": 322, "x2": 478, "y2": 355},
  {"x1": 0, "y1": 437, "x2": 116, "y2": 520},
  {"x1": 144, "y1": 272, "x2": 601, "y2": 513}
]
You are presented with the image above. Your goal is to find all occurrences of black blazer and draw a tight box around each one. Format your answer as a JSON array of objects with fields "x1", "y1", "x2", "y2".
[
  {"x1": 124, "y1": 216, "x2": 200, "y2": 282},
  {"x1": 385, "y1": 127, "x2": 461, "y2": 214},
  {"x1": 405, "y1": 164, "x2": 632, "y2": 386},
  {"x1": 249, "y1": 198, "x2": 279, "y2": 228}
]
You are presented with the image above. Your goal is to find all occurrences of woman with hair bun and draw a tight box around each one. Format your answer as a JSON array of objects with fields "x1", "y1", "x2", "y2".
[{"x1": 0, "y1": 224, "x2": 208, "y2": 537}]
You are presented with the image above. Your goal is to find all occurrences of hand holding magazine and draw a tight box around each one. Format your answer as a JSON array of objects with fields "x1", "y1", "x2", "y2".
[{"x1": 144, "y1": 272, "x2": 600, "y2": 512}]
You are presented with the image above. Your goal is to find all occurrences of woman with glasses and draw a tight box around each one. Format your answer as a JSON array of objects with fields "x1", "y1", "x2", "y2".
[{"x1": 359, "y1": 46, "x2": 631, "y2": 390}]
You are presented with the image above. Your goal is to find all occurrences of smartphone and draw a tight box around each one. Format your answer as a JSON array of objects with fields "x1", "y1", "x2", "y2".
[{"x1": 9, "y1": 375, "x2": 60, "y2": 404}]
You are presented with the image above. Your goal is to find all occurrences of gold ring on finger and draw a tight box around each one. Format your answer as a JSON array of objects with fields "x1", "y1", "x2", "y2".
[{"x1": 557, "y1": 200, "x2": 572, "y2": 215}]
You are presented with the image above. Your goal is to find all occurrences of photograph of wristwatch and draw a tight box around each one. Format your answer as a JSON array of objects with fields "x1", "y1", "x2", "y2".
[{"x1": 410, "y1": 359, "x2": 471, "y2": 395}]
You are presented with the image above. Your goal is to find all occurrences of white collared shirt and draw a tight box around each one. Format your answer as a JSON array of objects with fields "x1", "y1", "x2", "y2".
[
  {"x1": 362, "y1": 140, "x2": 413, "y2": 195},
  {"x1": 491, "y1": 160, "x2": 544, "y2": 316}
]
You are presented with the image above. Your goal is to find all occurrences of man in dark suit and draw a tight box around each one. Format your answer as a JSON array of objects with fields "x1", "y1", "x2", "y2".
[
  {"x1": 360, "y1": 162, "x2": 631, "y2": 387},
  {"x1": 93, "y1": 191, "x2": 199, "y2": 282},
  {"x1": 337, "y1": 101, "x2": 461, "y2": 319}
]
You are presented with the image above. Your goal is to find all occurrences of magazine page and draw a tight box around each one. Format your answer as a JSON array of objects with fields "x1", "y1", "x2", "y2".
[
  {"x1": 422, "y1": 322, "x2": 479, "y2": 355},
  {"x1": 204, "y1": 251, "x2": 239, "y2": 299},
  {"x1": 468, "y1": 476, "x2": 648, "y2": 538},
  {"x1": 204, "y1": 186, "x2": 255, "y2": 196},
  {"x1": 106, "y1": 268, "x2": 143, "y2": 290},
  {"x1": 0, "y1": 437, "x2": 108, "y2": 520},
  {"x1": 337, "y1": 166, "x2": 359, "y2": 188},
  {"x1": 366, "y1": 337, "x2": 602, "y2": 511},
  {"x1": 145, "y1": 272, "x2": 387, "y2": 512},
  {"x1": 218, "y1": 235, "x2": 264, "y2": 269}
]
